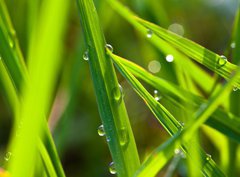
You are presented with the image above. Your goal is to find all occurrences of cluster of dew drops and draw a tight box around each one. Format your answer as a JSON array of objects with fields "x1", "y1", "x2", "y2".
[{"x1": 84, "y1": 29, "x2": 236, "y2": 175}]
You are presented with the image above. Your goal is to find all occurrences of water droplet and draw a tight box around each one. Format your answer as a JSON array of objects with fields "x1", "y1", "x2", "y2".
[
  {"x1": 231, "y1": 42, "x2": 236, "y2": 49},
  {"x1": 233, "y1": 85, "x2": 239, "y2": 91},
  {"x1": 217, "y1": 55, "x2": 227, "y2": 68},
  {"x1": 153, "y1": 90, "x2": 161, "y2": 101},
  {"x1": 146, "y1": 29, "x2": 153, "y2": 38},
  {"x1": 83, "y1": 50, "x2": 89, "y2": 61},
  {"x1": 148, "y1": 60, "x2": 161, "y2": 73},
  {"x1": 4, "y1": 152, "x2": 12, "y2": 161},
  {"x1": 119, "y1": 127, "x2": 129, "y2": 147},
  {"x1": 105, "y1": 44, "x2": 113, "y2": 53},
  {"x1": 166, "y1": 54, "x2": 174, "y2": 62},
  {"x1": 8, "y1": 30, "x2": 16, "y2": 49},
  {"x1": 168, "y1": 23, "x2": 184, "y2": 36},
  {"x1": 106, "y1": 137, "x2": 111, "y2": 142},
  {"x1": 112, "y1": 84, "x2": 124, "y2": 104},
  {"x1": 98, "y1": 125, "x2": 105, "y2": 136},
  {"x1": 206, "y1": 154, "x2": 211, "y2": 161},
  {"x1": 109, "y1": 162, "x2": 117, "y2": 174},
  {"x1": 174, "y1": 148, "x2": 181, "y2": 155}
]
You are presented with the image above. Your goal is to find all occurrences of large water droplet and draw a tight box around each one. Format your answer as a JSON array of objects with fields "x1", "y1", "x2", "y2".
[
  {"x1": 98, "y1": 125, "x2": 105, "y2": 136},
  {"x1": 119, "y1": 127, "x2": 129, "y2": 147},
  {"x1": 83, "y1": 50, "x2": 89, "y2": 61},
  {"x1": 217, "y1": 55, "x2": 227, "y2": 68},
  {"x1": 112, "y1": 84, "x2": 124, "y2": 104},
  {"x1": 153, "y1": 90, "x2": 161, "y2": 101},
  {"x1": 206, "y1": 154, "x2": 211, "y2": 161},
  {"x1": 146, "y1": 29, "x2": 153, "y2": 38},
  {"x1": 4, "y1": 152, "x2": 12, "y2": 161},
  {"x1": 105, "y1": 44, "x2": 113, "y2": 53},
  {"x1": 109, "y1": 162, "x2": 117, "y2": 174}
]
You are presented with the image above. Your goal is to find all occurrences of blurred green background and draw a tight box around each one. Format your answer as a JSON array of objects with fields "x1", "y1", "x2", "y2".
[{"x1": 0, "y1": 0, "x2": 238, "y2": 176}]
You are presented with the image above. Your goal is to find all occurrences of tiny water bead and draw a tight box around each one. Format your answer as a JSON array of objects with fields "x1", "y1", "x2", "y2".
[
  {"x1": 166, "y1": 54, "x2": 174, "y2": 62},
  {"x1": 206, "y1": 154, "x2": 212, "y2": 161},
  {"x1": 153, "y1": 90, "x2": 161, "y2": 101},
  {"x1": 174, "y1": 148, "x2": 181, "y2": 155},
  {"x1": 148, "y1": 60, "x2": 161, "y2": 73},
  {"x1": 146, "y1": 29, "x2": 153, "y2": 38},
  {"x1": 4, "y1": 152, "x2": 12, "y2": 161},
  {"x1": 83, "y1": 50, "x2": 89, "y2": 61},
  {"x1": 109, "y1": 162, "x2": 117, "y2": 174},
  {"x1": 217, "y1": 55, "x2": 227, "y2": 68},
  {"x1": 8, "y1": 30, "x2": 16, "y2": 49},
  {"x1": 105, "y1": 44, "x2": 113, "y2": 53},
  {"x1": 97, "y1": 125, "x2": 105, "y2": 136}
]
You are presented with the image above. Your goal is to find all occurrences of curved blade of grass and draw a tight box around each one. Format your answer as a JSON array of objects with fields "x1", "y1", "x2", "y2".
[
  {"x1": 8, "y1": 0, "x2": 70, "y2": 176},
  {"x1": 106, "y1": 0, "x2": 217, "y2": 95},
  {"x1": 117, "y1": 56, "x2": 240, "y2": 142},
  {"x1": 76, "y1": 0, "x2": 140, "y2": 176},
  {"x1": 0, "y1": 0, "x2": 28, "y2": 91},
  {"x1": 38, "y1": 140, "x2": 57, "y2": 177},
  {"x1": 0, "y1": 1, "x2": 67, "y2": 176},
  {"x1": 109, "y1": 52, "x2": 229, "y2": 177},
  {"x1": 135, "y1": 17, "x2": 240, "y2": 86},
  {"x1": 227, "y1": 2, "x2": 240, "y2": 176},
  {"x1": 139, "y1": 61, "x2": 240, "y2": 177}
]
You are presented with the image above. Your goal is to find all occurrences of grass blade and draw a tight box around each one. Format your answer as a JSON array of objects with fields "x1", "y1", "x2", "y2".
[
  {"x1": 8, "y1": 0, "x2": 70, "y2": 176},
  {"x1": 109, "y1": 52, "x2": 230, "y2": 177},
  {"x1": 76, "y1": 0, "x2": 140, "y2": 176},
  {"x1": 117, "y1": 55, "x2": 240, "y2": 142}
]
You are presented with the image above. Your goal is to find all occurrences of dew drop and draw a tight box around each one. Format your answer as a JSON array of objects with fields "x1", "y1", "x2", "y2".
[
  {"x1": 105, "y1": 44, "x2": 113, "y2": 53},
  {"x1": 106, "y1": 137, "x2": 111, "y2": 142},
  {"x1": 174, "y1": 148, "x2": 181, "y2": 155},
  {"x1": 217, "y1": 55, "x2": 227, "y2": 68},
  {"x1": 83, "y1": 50, "x2": 89, "y2": 61},
  {"x1": 153, "y1": 90, "x2": 161, "y2": 101},
  {"x1": 109, "y1": 162, "x2": 117, "y2": 174},
  {"x1": 206, "y1": 154, "x2": 211, "y2": 161},
  {"x1": 166, "y1": 54, "x2": 174, "y2": 62},
  {"x1": 119, "y1": 127, "x2": 129, "y2": 147},
  {"x1": 146, "y1": 29, "x2": 153, "y2": 38},
  {"x1": 112, "y1": 84, "x2": 124, "y2": 104},
  {"x1": 231, "y1": 42, "x2": 236, "y2": 49},
  {"x1": 97, "y1": 125, "x2": 105, "y2": 136},
  {"x1": 8, "y1": 30, "x2": 16, "y2": 49},
  {"x1": 4, "y1": 152, "x2": 12, "y2": 161}
]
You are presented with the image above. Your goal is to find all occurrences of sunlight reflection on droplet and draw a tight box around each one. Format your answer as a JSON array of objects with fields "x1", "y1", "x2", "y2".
[{"x1": 166, "y1": 54, "x2": 174, "y2": 62}]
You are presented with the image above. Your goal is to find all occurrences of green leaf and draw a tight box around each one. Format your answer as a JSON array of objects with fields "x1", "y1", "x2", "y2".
[
  {"x1": 76, "y1": 1, "x2": 140, "y2": 176},
  {"x1": 109, "y1": 52, "x2": 233, "y2": 177},
  {"x1": 117, "y1": 56, "x2": 240, "y2": 143}
]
